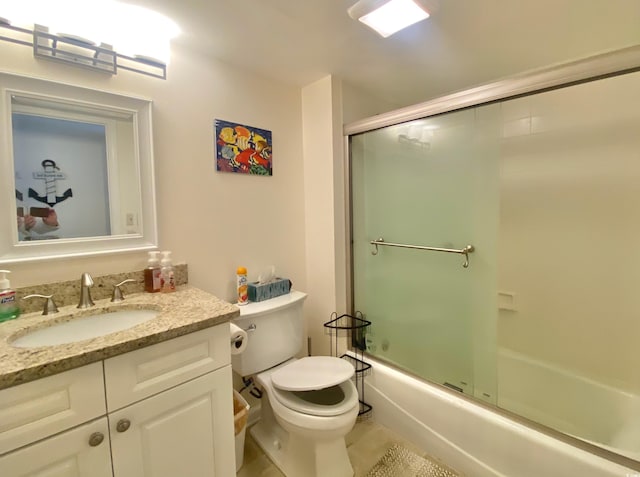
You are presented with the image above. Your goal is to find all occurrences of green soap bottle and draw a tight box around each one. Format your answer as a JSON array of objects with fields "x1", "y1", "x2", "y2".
[{"x1": 0, "y1": 270, "x2": 19, "y2": 322}]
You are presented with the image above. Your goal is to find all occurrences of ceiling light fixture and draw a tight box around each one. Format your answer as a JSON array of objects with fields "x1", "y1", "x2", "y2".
[{"x1": 347, "y1": 0, "x2": 437, "y2": 38}]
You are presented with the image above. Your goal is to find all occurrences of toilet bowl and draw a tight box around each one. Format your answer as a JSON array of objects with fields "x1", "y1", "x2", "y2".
[
  {"x1": 231, "y1": 291, "x2": 359, "y2": 476},
  {"x1": 251, "y1": 357, "x2": 359, "y2": 477}
]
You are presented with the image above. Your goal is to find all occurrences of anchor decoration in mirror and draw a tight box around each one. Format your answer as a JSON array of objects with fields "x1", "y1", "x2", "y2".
[{"x1": 16, "y1": 159, "x2": 73, "y2": 241}]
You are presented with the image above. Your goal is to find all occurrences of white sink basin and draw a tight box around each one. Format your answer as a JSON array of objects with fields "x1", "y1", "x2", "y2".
[{"x1": 11, "y1": 309, "x2": 159, "y2": 348}]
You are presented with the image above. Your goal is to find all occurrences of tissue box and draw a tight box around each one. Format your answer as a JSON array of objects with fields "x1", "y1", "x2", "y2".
[{"x1": 248, "y1": 278, "x2": 291, "y2": 302}]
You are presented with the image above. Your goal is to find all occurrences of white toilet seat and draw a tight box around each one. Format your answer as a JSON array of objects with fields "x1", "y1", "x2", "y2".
[
  {"x1": 271, "y1": 356, "x2": 355, "y2": 391},
  {"x1": 270, "y1": 379, "x2": 358, "y2": 417},
  {"x1": 257, "y1": 357, "x2": 360, "y2": 417}
]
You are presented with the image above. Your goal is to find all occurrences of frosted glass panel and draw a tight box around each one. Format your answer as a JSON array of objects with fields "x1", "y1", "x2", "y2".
[
  {"x1": 351, "y1": 108, "x2": 499, "y2": 400},
  {"x1": 496, "y1": 71, "x2": 640, "y2": 457}
]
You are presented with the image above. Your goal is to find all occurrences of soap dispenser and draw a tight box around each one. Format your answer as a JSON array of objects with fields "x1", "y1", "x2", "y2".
[
  {"x1": 160, "y1": 251, "x2": 176, "y2": 293},
  {"x1": 144, "y1": 251, "x2": 162, "y2": 293},
  {"x1": 0, "y1": 270, "x2": 20, "y2": 322}
]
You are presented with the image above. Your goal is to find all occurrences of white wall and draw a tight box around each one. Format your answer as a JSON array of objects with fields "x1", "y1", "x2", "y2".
[
  {"x1": 1, "y1": 36, "x2": 390, "y2": 363},
  {"x1": 301, "y1": 76, "x2": 347, "y2": 356},
  {"x1": 2, "y1": 41, "x2": 307, "y2": 304},
  {"x1": 341, "y1": 81, "x2": 400, "y2": 125}
]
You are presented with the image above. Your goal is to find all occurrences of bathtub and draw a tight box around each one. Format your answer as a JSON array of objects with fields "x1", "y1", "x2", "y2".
[
  {"x1": 358, "y1": 352, "x2": 637, "y2": 477},
  {"x1": 498, "y1": 348, "x2": 640, "y2": 463}
]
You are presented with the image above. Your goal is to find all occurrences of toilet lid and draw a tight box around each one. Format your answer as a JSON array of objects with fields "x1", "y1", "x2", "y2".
[
  {"x1": 270, "y1": 379, "x2": 358, "y2": 416},
  {"x1": 270, "y1": 356, "x2": 355, "y2": 391}
]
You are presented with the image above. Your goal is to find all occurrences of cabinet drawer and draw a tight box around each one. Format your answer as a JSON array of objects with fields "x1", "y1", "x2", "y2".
[
  {"x1": 0, "y1": 362, "x2": 106, "y2": 455},
  {"x1": 104, "y1": 324, "x2": 230, "y2": 411},
  {"x1": 0, "y1": 417, "x2": 112, "y2": 477}
]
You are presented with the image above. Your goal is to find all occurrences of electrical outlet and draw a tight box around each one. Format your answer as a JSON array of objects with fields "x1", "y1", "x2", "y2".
[{"x1": 126, "y1": 213, "x2": 135, "y2": 226}]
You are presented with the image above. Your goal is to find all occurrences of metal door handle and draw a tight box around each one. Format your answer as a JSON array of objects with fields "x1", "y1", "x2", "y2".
[
  {"x1": 89, "y1": 432, "x2": 104, "y2": 446},
  {"x1": 116, "y1": 418, "x2": 131, "y2": 432}
]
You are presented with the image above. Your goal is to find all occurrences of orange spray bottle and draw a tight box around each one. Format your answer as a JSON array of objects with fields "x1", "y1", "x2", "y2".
[{"x1": 237, "y1": 267, "x2": 248, "y2": 305}]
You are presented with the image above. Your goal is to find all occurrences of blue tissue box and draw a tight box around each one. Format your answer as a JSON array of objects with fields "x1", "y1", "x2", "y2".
[{"x1": 248, "y1": 278, "x2": 291, "y2": 302}]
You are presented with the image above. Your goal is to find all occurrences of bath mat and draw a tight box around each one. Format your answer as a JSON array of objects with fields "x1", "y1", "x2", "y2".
[{"x1": 366, "y1": 444, "x2": 459, "y2": 477}]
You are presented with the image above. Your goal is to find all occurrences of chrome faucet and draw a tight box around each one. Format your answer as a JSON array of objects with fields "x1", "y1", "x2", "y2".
[
  {"x1": 111, "y1": 278, "x2": 136, "y2": 303},
  {"x1": 77, "y1": 272, "x2": 95, "y2": 309},
  {"x1": 23, "y1": 294, "x2": 59, "y2": 315}
]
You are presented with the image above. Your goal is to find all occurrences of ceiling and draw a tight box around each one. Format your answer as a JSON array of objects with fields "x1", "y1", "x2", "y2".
[{"x1": 135, "y1": 0, "x2": 640, "y2": 110}]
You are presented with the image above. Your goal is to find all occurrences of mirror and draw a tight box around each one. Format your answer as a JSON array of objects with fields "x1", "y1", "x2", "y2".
[{"x1": 0, "y1": 72, "x2": 157, "y2": 264}]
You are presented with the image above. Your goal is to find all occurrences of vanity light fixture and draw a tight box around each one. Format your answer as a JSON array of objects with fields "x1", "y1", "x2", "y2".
[
  {"x1": 347, "y1": 0, "x2": 437, "y2": 38},
  {"x1": 0, "y1": 1, "x2": 180, "y2": 79}
]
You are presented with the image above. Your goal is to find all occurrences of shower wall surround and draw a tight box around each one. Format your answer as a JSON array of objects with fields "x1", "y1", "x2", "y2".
[{"x1": 349, "y1": 56, "x2": 640, "y2": 463}]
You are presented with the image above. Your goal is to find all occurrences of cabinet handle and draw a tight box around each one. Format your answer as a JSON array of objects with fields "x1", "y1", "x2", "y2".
[
  {"x1": 116, "y1": 418, "x2": 131, "y2": 433},
  {"x1": 89, "y1": 432, "x2": 104, "y2": 447}
]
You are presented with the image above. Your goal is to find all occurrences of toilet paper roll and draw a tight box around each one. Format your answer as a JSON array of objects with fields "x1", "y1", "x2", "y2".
[{"x1": 230, "y1": 322, "x2": 248, "y2": 355}]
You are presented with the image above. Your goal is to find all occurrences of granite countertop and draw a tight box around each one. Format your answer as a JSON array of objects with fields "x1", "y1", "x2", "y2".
[{"x1": 0, "y1": 286, "x2": 239, "y2": 390}]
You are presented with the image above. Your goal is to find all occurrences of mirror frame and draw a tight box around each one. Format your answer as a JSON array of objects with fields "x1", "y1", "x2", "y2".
[{"x1": 0, "y1": 71, "x2": 157, "y2": 264}]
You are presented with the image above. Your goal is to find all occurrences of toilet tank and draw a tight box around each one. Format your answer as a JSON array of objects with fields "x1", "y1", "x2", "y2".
[{"x1": 231, "y1": 290, "x2": 307, "y2": 376}]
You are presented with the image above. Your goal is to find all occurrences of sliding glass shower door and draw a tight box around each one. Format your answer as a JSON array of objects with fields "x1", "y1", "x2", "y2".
[
  {"x1": 349, "y1": 64, "x2": 640, "y2": 461},
  {"x1": 350, "y1": 106, "x2": 499, "y2": 403}
]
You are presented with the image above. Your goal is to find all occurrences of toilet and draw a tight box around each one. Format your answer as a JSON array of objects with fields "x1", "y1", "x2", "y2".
[{"x1": 231, "y1": 291, "x2": 359, "y2": 477}]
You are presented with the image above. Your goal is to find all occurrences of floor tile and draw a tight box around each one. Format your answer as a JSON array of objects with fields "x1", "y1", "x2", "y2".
[{"x1": 236, "y1": 419, "x2": 438, "y2": 476}]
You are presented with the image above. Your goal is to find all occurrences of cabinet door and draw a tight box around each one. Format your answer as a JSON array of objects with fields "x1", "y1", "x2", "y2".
[
  {"x1": 110, "y1": 365, "x2": 235, "y2": 477},
  {"x1": 0, "y1": 417, "x2": 111, "y2": 477}
]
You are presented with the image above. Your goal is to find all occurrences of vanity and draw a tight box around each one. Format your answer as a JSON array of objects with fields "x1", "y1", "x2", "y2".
[{"x1": 0, "y1": 286, "x2": 240, "y2": 476}]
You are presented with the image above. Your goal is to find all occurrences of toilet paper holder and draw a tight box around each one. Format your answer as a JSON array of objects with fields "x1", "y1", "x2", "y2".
[{"x1": 231, "y1": 323, "x2": 256, "y2": 344}]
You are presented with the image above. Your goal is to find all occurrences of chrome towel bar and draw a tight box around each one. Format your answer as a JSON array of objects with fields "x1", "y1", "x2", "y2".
[{"x1": 370, "y1": 237, "x2": 475, "y2": 268}]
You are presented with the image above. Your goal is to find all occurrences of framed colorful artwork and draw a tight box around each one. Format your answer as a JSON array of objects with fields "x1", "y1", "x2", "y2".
[{"x1": 215, "y1": 119, "x2": 273, "y2": 175}]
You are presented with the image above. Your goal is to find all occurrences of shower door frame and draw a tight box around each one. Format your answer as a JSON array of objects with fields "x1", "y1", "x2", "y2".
[
  {"x1": 343, "y1": 45, "x2": 640, "y2": 469},
  {"x1": 345, "y1": 46, "x2": 640, "y2": 137}
]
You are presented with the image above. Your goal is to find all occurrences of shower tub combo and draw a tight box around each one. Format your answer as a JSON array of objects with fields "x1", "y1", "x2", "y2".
[{"x1": 346, "y1": 46, "x2": 640, "y2": 475}]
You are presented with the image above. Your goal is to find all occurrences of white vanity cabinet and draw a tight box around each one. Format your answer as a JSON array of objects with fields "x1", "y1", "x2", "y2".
[
  {"x1": 105, "y1": 323, "x2": 236, "y2": 477},
  {"x1": 0, "y1": 324, "x2": 235, "y2": 477}
]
